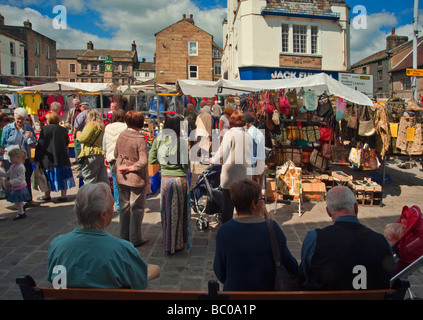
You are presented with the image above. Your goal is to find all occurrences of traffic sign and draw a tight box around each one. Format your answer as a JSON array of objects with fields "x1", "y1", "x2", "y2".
[{"x1": 406, "y1": 68, "x2": 423, "y2": 77}]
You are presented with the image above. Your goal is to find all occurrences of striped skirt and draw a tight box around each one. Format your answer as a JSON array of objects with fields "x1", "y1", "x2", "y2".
[{"x1": 160, "y1": 176, "x2": 191, "y2": 254}]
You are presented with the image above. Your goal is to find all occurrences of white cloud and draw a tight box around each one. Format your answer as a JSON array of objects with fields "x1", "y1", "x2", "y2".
[{"x1": 0, "y1": 2, "x2": 226, "y2": 62}]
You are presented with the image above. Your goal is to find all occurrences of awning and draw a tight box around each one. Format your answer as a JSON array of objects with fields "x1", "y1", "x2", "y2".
[
  {"x1": 13, "y1": 81, "x2": 114, "y2": 93},
  {"x1": 177, "y1": 73, "x2": 374, "y2": 106}
]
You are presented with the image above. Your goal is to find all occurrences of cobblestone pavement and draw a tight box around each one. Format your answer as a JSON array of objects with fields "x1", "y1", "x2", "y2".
[{"x1": 1, "y1": 159, "x2": 423, "y2": 300}]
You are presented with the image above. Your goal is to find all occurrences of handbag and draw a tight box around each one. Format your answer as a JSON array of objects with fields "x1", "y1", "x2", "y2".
[
  {"x1": 286, "y1": 126, "x2": 302, "y2": 141},
  {"x1": 266, "y1": 219, "x2": 296, "y2": 291},
  {"x1": 302, "y1": 126, "x2": 321, "y2": 142},
  {"x1": 309, "y1": 149, "x2": 329, "y2": 170},
  {"x1": 31, "y1": 164, "x2": 49, "y2": 192},
  {"x1": 318, "y1": 125, "x2": 333, "y2": 142},
  {"x1": 348, "y1": 146, "x2": 361, "y2": 167},
  {"x1": 347, "y1": 105, "x2": 358, "y2": 129},
  {"x1": 317, "y1": 93, "x2": 334, "y2": 118},
  {"x1": 360, "y1": 144, "x2": 380, "y2": 171},
  {"x1": 302, "y1": 90, "x2": 318, "y2": 112},
  {"x1": 286, "y1": 89, "x2": 298, "y2": 108},
  {"x1": 358, "y1": 106, "x2": 376, "y2": 136}
]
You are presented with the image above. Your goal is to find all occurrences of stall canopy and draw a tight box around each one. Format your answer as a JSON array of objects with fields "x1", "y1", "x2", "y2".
[
  {"x1": 177, "y1": 73, "x2": 373, "y2": 106},
  {"x1": 13, "y1": 81, "x2": 114, "y2": 93}
]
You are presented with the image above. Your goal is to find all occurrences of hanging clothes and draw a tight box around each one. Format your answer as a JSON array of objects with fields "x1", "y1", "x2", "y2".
[
  {"x1": 374, "y1": 103, "x2": 390, "y2": 158},
  {"x1": 23, "y1": 94, "x2": 42, "y2": 115},
  {"x1": 396, "y1": 112, "x2": 423, "y2": 155},
  {"x1": 46, "y1": 94, "x2": 65, "y2": 116}
]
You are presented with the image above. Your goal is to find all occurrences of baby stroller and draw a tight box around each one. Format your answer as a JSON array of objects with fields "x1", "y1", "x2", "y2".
[
  {"x1": 390, "y1": 205, "x2": 423, "y2": 298},
  {"x1": 190, "y1": 164, "x2": 222, "y2": 230}
]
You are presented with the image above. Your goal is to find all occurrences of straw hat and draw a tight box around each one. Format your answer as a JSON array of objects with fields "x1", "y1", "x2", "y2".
[{"x1": 406, "y1": 100, "x2": 421, "y2": 111}]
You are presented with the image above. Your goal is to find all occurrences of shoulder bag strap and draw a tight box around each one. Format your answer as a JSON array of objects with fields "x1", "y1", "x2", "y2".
[{"x1": 266, "y1": 219, "x2": 281, "y2": 267}]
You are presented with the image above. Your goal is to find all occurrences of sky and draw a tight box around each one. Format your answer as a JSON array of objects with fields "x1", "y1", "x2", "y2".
[{"x1": 0, "y1": 0, "x2": 421, "y2": 65}]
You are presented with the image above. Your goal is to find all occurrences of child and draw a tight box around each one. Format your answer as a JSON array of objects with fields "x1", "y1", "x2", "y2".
[
  {"x1": 0, "y1": 148, "x2": 31, "y2": 220},
  {"x1": 384, "y1": 222, "x2": 406, "y2": 247}
]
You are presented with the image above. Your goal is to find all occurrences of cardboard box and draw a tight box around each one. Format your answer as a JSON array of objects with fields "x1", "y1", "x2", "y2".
[
  {"x1": 265, "y1": 178, "x2": 276, "y2": 202},
  {"x1": 148, "y1": 163, "x2": 160, "y2": 177}
]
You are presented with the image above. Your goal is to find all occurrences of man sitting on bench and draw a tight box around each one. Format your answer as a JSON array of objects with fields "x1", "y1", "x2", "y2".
[
  {"x1": 47, "y1": 182, "x2": 148, "y2": 289},
  {"x1": 299, "y1": 186, "x2": 395, "y2": 290}
]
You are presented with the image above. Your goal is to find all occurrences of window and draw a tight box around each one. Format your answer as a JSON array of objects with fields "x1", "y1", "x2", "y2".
[
  {"x1": 281, "y1": 23, "x2": 320, "y2": 55},
  {"x1": 122, "y1": 64, "x2": 129, "y2": 72},
  {"x1": 214, "y1": 62, "x2": 221, "y2": 75},
  {"x1": 362, "y1": 67, "x2": 367, "y2": 74},
  {"x1": 188, "y1": 41, "x2": 198, "y2": 56},
  {"x1": 81, "y1": 63, "x2": 88, "y2": 71},
  {"x1": 91, "y1": 63, "x2": 98, "y2": 71},
  {"x1": 35, "y1": 62, "x2": 40, "y2": 76},
  {"x1": 213, "y1": 48, "x2": 221, "y2": 58},
  {"x1": 188, "y1": 65, "x2": 198, "y2": 79},
  {"x1": 10, "y1": 42, "x2": 15, "y2": 55},
  {"x1": 10, "y1": 61, "x2": 16, "y2": 75},
  {"x1": 69, "y1": 63, "x2": 76, "y2": 73},
  {"x1": 281, "y1": 24, "x2": 289, "y2": 53},
  {"x1": 293, "y1": 25, "x2": 307, "y2": 53},
  {"x1": 46, "y1": 45, "x2": 50, "y2": 59},
  {"x1": 377, "y1": 70, "x2": 383, "y2": 81},
  {"x1": 34, "y1": 40, "x2": 40, "y2": 56},
  {"x1": 47, "y1": 65, "x2": 51, "y2": 77},
  {"x1": 114, "y1": 64, "x2": 119, "y2": 72},
  {"x1": 311, "y1": 26, "x2": 318, "y2": 54}
]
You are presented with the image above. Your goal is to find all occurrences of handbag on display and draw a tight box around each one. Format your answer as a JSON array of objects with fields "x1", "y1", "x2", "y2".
[
  {"x1": 301, "y1": 90, "x2": 318, "y2": 112},
  {"x1": 347, "y1": 105, "x2": 358, "y2": 129},
  {"x1": 284, "y1": 148, "x2": 302, "y2": 167},
  {"x1": 286, "y1": 126, "x2": 302, "y2": 141},
  {"x1": 335, "y1": 98, "x2": 347, "y2": 121},
  {"x1": 309, "y1": 149, "x2": 329, "y2": 170},
  {"x1": 317, "y1": 93, "x2": 334, "y2": 118},
  {"x1": 286, "y1": 89, "x2": 298, "y2": 108},
  {"x1": 302, "y1": 126, "x2": 321, "y2": 142},
  {"x1": 266, "y1": 219, "x2": 297, "y2": 291},
  {"x1": 330, "y1": 140, "x2": 350, "y2": 165},
  {"x1": 360, "y1": 144, "x2": 380, "y2": 171},
  {"x1": 348, "y1": 146, "x2": 361, "y2": 168},
  {"x1": 358, "y1": 106, "x2": 376, "y2": 137},
  {"x1": 318, "y1": 124, "x2": 333, "y2": 142}
]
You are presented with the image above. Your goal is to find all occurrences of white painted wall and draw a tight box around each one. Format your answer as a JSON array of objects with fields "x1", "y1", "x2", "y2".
[{"x1": 0, "y1": 34, "x2": 25, "y2": 77}]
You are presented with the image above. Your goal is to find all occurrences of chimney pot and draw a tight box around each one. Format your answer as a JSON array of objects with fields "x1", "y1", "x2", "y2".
[
  {"x1": 190, "y1": 14, "x2": 193, "y2": 19},
  {"x1": 392, "y1": 27, "x2": 395, "y2": 35},
  {"x1": 183, "y1": 14, "x2": 186, "y2": 19}
]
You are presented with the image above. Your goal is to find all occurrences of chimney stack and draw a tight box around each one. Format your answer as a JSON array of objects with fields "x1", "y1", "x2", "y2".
[
  {"x1": 132, "y1": 40, "x2": 136, "y2": 51},
  {"x1": 23, "y1": 19, "x2": 32, "y2": 29},
  {"x1": 386, "y1": 28, "x2": 408, "y2": 50},
  {"x1": 0, "y1": 13, "x2": 4, "y2": 26},
  {"x1": 87, "y1": 41, "x2": 94, "y2": 50}
]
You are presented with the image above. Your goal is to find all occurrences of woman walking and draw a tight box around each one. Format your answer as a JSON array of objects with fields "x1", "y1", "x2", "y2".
[
  {"x1": 76, "y1": 109, "x2": 109, "y2": 185},
  {"x1": 34, "y1": 111, "x2": 75, "y2": 202},
  {"x1": 149, "y1": 113, "x2": 191, "y2": 254}
]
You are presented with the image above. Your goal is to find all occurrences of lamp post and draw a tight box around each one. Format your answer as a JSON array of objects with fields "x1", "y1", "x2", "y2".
[{"x1": 412, "y1": 0, "x2": 419, "y2": 100}]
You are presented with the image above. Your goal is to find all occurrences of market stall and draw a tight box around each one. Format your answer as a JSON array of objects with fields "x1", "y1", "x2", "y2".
[{"x1": 177, "y1": 73, "x2": 400, "y2": 216}]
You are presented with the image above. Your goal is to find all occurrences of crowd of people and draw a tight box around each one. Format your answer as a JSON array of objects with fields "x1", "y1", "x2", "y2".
[{"x1": 0, "y1": 98, "x2": 406, "y2": 292}]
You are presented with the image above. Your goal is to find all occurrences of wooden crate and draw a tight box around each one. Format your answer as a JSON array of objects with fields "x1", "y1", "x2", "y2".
[
  {"x1": 302, "y1": 180, "x2": 326, "y2": 202},
  {"x1": 348, "y1": 180, "x2": 382, "y2": 206},
  {"x1": 331, "y1": 171, "x2": 353, "y2": 182}
]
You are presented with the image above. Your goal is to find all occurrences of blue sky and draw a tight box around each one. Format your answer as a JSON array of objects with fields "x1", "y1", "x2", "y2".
[{"x1": 0, "y1": 0, "x2": 421, "y2": 64}]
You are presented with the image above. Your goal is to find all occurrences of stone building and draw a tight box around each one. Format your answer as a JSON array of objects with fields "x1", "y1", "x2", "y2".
[
  {"x1": 0, "y1": 13, "x2": 56, "y2": 85},
  {"x1": 155, "y1": 14, "x2": 222, "y2": 84},
  {"x1": 350, "y1": 28, "x2": 410, "y2": 99},
  {"x1": 56, "y1": 41, "x2": 139, "y2": 84},
  {"x1": 222, "y1": 0, "x2": 350, "y2": 80}
]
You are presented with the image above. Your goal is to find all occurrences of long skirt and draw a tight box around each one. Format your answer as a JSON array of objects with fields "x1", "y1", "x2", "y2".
[
  {"x1": 160, "y1": 176, "x2": 191, "y2": 254},
  {"x1": 44, "y1": 166, "x2": 76, "y2": 192}
]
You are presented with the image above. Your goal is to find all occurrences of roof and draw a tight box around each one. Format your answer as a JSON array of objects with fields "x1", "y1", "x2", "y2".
[
  {"x1": 56, "y1": 49, "x2": 86, "y2": 59},
  {"x1": 351, "y1": 49, "x2": 390, "y2": 69},
  {"x1": 390, "y1": 40, "x2": 423, "y2": 72},
  {"x1": 80, "y1": 49, "x2": 136, "y2": 59},
  {"x1": 155, "y1": 17, "x2": 213, "y2": 39},
  {"x1": 135, "y1": 62, "x2": 155, "y2": 71}
]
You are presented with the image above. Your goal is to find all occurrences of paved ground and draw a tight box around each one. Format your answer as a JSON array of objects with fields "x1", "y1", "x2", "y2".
[{"x1": 1, "y1": 158, "x2": 423, "y2": 300}]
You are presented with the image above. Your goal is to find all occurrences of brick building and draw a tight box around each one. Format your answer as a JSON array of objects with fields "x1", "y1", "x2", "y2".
[
  {"x1": 155, "y1": 14, "x2": 222, "y2": 84},
  {"x1": 0, "y1": 13, "x2": 56, "y2": 85}
]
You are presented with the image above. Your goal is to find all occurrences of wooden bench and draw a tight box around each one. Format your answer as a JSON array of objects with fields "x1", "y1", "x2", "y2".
[{"x1": 16, "y1": 275, "x2": 410, "y2": 300}]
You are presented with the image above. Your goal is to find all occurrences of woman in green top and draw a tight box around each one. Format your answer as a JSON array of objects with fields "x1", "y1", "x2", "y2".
[
  {"x1": 149, "y1": 113, "x2": 191, "y2": 254},
  {"x1": 76, "y1": 109, "x2": 109, "y2": 185}
]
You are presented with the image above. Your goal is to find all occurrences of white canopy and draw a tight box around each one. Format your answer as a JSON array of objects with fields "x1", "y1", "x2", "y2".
[
  {"x1": 13, "y1": 81, "x2": 114, "y2": 93},
  {"x1": 177, "y1": 73, "x2": 373, "y2": 106}
]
